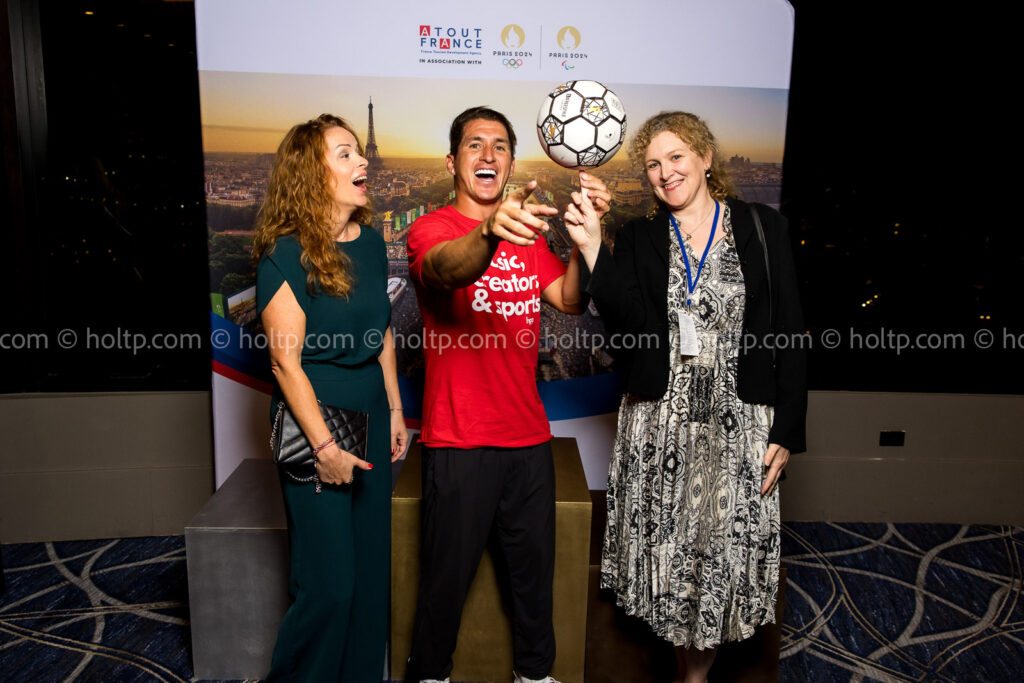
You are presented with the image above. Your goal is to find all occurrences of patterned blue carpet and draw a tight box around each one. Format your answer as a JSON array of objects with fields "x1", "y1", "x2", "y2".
[
  {"x1": 779, "y1": 523, "x2": 1024, "y2": 682},
  {"x1": 1, "y1": 523, "x2": 1022, "y2": 682}
]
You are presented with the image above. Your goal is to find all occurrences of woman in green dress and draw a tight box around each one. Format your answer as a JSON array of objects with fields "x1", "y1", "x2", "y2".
[{"x1": 253, "y1": 113, "x2": 408, "y2": 682}]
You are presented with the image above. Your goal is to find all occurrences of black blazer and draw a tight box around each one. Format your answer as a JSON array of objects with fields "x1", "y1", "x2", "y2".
[{"x1": 584, "y1": 197, "x2": 807, "y2": 454}]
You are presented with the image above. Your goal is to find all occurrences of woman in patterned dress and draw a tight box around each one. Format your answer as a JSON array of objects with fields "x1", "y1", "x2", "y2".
[{"x1": 565, "y1": 111, "x2": 807, "y2": 682}]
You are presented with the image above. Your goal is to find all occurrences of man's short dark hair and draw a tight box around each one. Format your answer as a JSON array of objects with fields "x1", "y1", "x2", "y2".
[{"x1": 449, "y1": 106, "x2": 517, "y2": 158}]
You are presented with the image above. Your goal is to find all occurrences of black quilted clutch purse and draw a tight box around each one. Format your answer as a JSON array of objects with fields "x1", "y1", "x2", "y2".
[{"x1": 270, "y1": 400, "x2": 369, "y2": 493}]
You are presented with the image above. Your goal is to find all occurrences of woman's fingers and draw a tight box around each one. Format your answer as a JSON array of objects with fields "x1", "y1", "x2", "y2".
[
  {"x1": 316, "y1": 447, "x2": 373, "y2": 486},
  {"x1": 761, "y1": 444, "x2": 790, "y2": 496},
  {"x1": 391, "y1": 424, "x2": 409, "y2": 462},
  {"x1": 761, "y1": 466, "x2": 780, "y2": 496}
]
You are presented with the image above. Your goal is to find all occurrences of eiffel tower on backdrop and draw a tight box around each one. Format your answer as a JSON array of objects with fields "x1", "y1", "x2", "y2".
[{"x1": 365, "y1": 97, "x2": 383, "y2": 172}]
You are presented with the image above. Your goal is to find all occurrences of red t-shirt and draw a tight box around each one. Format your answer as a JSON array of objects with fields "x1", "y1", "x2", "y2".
[{"x1": 408, "y1": 205, "x2": 567, "y2": 448}]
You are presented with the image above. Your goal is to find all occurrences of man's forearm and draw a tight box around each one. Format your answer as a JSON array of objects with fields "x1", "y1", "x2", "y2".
[{"x1": 422, "y1": 220, "x2": 498, "y2": 291}]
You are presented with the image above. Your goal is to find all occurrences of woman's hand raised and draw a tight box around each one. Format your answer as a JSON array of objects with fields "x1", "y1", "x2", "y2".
[{"x1": 564, "y1": 174, "x2": 604, "y2": 269}]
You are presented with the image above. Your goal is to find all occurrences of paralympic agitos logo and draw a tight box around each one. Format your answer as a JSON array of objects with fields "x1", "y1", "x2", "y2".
[{"x1": 419, "y1": 24, "x2": 483, "y2": 50}]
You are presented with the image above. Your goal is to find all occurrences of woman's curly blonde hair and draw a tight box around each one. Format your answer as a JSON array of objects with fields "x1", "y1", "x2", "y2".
[
  {"x1": 251, "y1": 114, "x2": 373, "y2": 298},
  {"x1": 627, "y1": 111, "x2": 735, "y2": 201}
]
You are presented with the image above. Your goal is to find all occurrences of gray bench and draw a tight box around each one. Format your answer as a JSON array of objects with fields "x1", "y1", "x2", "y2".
[{"x1": 184, "y1": 458, "x2": 290, "y2": 680}]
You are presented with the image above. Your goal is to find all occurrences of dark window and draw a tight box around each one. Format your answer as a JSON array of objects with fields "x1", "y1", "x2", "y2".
[
  {"x1": 3, "y1": 0, "x2": 209, "y2": 392},
  {"x1": 782, "y1": 2, "x2": 1018, "y2": 392}
]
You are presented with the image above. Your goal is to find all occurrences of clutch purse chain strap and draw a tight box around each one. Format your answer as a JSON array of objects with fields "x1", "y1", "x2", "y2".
[
  {"x1": 269, "y1": 400, "x2": 369, "y2": 494},
  {"x1": 269, "y1": 401, "x2": 320, "y2": 489}
]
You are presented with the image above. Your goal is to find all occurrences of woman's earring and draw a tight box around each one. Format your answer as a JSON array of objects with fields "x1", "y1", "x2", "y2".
[{"x1": 705, "y1": 169, "x2": 711, "y2": 179}]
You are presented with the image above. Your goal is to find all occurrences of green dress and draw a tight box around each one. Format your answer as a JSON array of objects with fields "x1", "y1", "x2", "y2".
[{"x1": 256, "y1": 228, "x2": 391, "y2": 682}]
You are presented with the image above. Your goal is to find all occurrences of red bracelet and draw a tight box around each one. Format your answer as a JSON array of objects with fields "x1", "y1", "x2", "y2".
[{"x1": 312, "y1": 437, "x2": 334, "y2": 456}]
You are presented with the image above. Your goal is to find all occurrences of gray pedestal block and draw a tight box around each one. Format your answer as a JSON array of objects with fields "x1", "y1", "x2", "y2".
[{"x1": 184, "y1": 458, "x2": 289, "y2": 680}]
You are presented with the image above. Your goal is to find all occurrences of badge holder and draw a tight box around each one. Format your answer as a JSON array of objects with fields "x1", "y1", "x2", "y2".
[{"x1": 670, "y1": 201, "x2": 720, "y2": 359}]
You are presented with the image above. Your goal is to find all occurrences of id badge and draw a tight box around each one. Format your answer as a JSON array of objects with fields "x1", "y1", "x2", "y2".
[{"x1": 677, "y1": 309, "x2": 700, "y2": 357}]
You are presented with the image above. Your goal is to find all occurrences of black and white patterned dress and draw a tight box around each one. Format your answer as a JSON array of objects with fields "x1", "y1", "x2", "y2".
[{"x1": 600, "y1": 204, "x2": 780, "y2": 649}]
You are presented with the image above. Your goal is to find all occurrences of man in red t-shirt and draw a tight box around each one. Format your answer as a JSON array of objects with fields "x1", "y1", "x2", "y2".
[{"x1": 405, "y1": 107, "x2": 609, "y2": 683}]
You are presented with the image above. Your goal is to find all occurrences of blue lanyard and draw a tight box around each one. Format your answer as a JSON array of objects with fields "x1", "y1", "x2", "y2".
[{"x1": 670, "y1": 200, "x2": 719, "y2": 306}]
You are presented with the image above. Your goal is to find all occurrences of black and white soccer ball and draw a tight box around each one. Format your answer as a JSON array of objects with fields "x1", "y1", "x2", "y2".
[{"x1": 536, "y1": 80, "x2": 626, "y2": 169}]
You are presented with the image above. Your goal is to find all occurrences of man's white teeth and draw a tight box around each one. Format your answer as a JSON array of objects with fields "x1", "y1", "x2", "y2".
[{"x1": 475, "y1": 169, "x2": 497, "y2": 178}]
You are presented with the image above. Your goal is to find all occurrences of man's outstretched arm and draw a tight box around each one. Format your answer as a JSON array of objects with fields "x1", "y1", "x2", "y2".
[{"x1": 421, "y1": 181, "x2": 557, "y2": 291}]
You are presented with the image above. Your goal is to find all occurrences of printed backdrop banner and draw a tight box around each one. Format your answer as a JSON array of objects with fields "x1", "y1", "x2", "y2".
[{"x1": 196, "y1": 0, "x2": 795, "y2": 487}]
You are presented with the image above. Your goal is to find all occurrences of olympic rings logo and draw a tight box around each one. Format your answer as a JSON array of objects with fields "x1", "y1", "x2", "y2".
[{"x1": 502, "y1": 58, "x2": 524, "y2": 69}]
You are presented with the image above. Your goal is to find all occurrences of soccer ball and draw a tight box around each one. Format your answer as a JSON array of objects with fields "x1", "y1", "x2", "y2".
[{"x1": 536, "y1": 80, "x2": 626, "y2": 169}]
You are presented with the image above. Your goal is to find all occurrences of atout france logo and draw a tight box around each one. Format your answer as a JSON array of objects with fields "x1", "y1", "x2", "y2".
[{"x1": 419, "y1": 24, "x2": 483, "y2": 50}]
